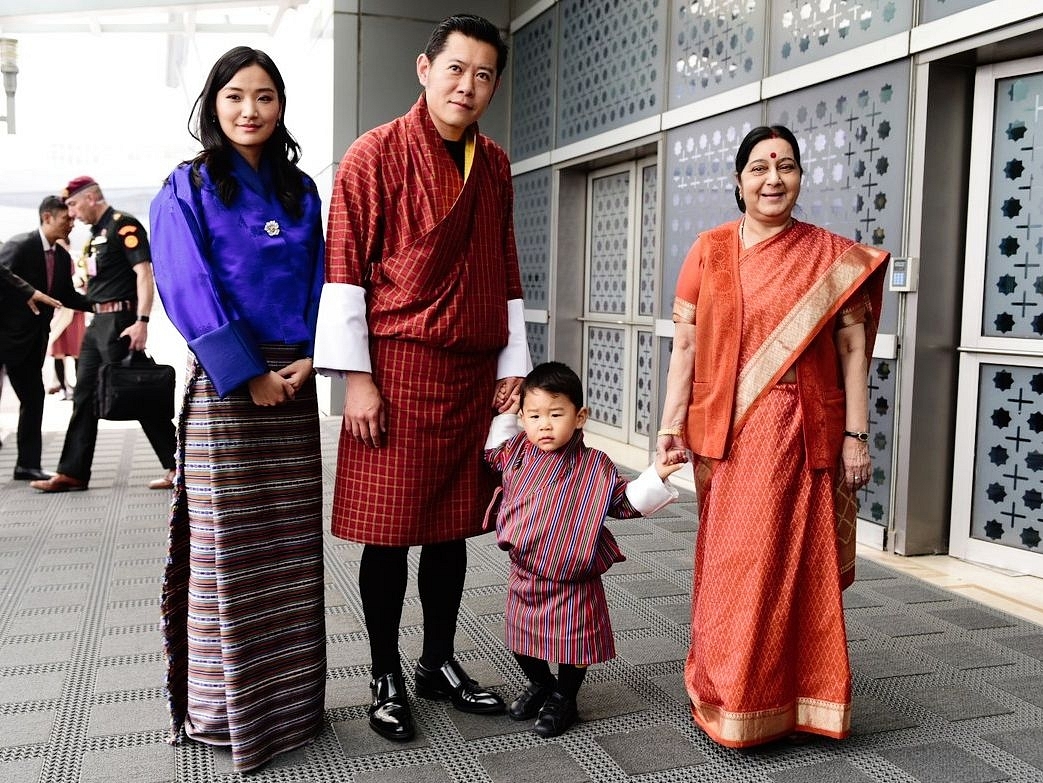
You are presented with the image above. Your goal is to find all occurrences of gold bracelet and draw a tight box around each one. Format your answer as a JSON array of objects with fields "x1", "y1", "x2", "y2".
[{"x1": 657, "y1": 426, "x2": 681, "y2": 437}]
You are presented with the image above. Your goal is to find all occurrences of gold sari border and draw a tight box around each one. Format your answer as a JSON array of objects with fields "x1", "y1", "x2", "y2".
[
  {"x1": 690, "y1": 695, "x2": 850, "y2": 747},
  {"x1": 733, "y1": 244, "x2": 876, "y2": 429},
  {"x1": 673, "y1": 296, "x2": 696, "y2": 324}
]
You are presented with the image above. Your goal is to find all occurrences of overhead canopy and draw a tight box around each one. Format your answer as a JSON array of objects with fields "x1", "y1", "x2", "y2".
[{"x1": 0, "y1": 0, "x2": 308, "y2": 34}]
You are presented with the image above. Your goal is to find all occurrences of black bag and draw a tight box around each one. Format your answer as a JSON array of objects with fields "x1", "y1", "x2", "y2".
[{"x1": 95, "y1": 350, "x2": 176, "y2": 421}]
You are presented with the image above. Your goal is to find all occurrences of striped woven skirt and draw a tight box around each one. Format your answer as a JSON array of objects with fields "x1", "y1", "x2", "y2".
[{"x1": 161, "y1": 345, "x2": 326, "y2": 773}]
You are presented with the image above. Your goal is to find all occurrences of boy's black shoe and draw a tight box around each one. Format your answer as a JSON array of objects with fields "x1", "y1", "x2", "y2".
[
  {"x1": 533, "y1": 691, "x2": 578, "y2": 737},
  {"x1": 415, "y1": 658, "x2": 505, "y2": 714},
  {"x1": 368, "y1": 672, "x2": 415, "y2": 741},
  {"x1": 508, "y1": 680, "x2": 555, "y2": 721}
]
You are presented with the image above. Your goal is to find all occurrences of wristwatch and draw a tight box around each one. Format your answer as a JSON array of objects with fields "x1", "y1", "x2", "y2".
[
  {"x1": 136, "y1": 315, "x2": 150, "y2": 323},
  {"x1": 843, "y1": 430, "x2": 869, "y2": 442}
]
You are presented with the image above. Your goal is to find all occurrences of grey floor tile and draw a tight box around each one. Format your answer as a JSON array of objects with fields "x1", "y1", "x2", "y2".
[
  {"x1": 88, "y1": 697, "x2": 168, "y2": 736},
  {"x1": 580, "y1": 681, "x2": 649, "y2": 721},
  {"x1": 877, "y1": 741, "x2": 1010, "y2": 783},
  {"x1": 996, "y1": 633, "x2": 1043, "y2": 662},
  {"x1": 332, "y1": 717, "x2": 430, "y2": 757},
  {"x1": 325, "y1": 674, "x2": 372, "y2": 709},
  {"x1": 0, "y1": 709, "x2": 55, "y2": 746},
  {"x1": 0, "y1": 670, "x2": 66, "y2": 704},
  {"x1": 79, "y1": 742, "x2": 176, "y2": 783},
  {"x1": 983, "y1": 726, "x2": 1043, "y2": 773},
  {"x1": 770, "y1": 760, "x2": 877, "y2": 783},
  {"x1": 618, "y1": 577, "x2": 687, "y2": 599},
  {"x1": 842, "y1": 589, "x2": 884, "y2": 609},
  {"x1": 480, "y1": 744, "x2": 590, "y2": 783},
  {"x1": 615, "y1": 635, "x2": 687, "y2": 665},
  {"x1": 355, "y1": 764, "x2": 453, "y2": 783},
  {"x1": 905, "y1": 685, "x2": 1014, "y2": 721},
  {"x1": 94, "y1": 659, "x2": 164, "y2": 694},
  {"x1": 98, "y1": 627, "x2": 162, "y2": 658},
  {"x1": 916, "y1": 640, "x2": 1017, "y2": 670},
  {"x1": 0, "y1": 637, "x2": 75, "y2": 666},
  {"x1": 595, "y1": 725, "x2": 707, "y2": 774},
  {"x1": 871, "y1": 582, "x2": 956, "y2": 604},
  {"x1": 928, "y1": 606, "x2": 1017, "y2": 631},
  {"x1": 649, "y1": 671, "x2": 690, "y2": 705},
  {"x1": 447, "y1": 708, "x2": 532, "y2": 740},
  {"x1": 991, "y1": 674, "x2": 1043, "y2": 709},
  {"x1": 464, "y1": 591, "x2": 508, "y2": 617},
  {"x1": 855, "y1": 614, "x2": 946, "y2": 638},
  {"x1": 607, "y1": 606, "x2": 650, "y2": 632},
  {"x1": 849, "y1": 649, "x2": 937, "y2": 679},
  {"x1": 652, "y1": 601, "x2": 692, "y2": 625},
  {"x1": 850, "y1": 694, "x2": 921, "y2": 735}
]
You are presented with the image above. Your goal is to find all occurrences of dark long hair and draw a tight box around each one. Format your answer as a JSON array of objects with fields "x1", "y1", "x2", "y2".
[
  {"x1": 733, "y1": 125, "x2": 802, "y2": 212},
  {"x1": 186, "y1": 46, "x2": 308, "y2": 218}
]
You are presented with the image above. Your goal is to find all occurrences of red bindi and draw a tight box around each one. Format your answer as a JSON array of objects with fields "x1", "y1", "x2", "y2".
[{"x1": 770, "y1": 152, "x2": 777, "y2": 158}]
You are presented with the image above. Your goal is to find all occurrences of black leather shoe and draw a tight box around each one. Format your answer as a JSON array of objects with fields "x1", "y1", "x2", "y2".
[
  {"x1": 414, "y1": 658, "x2": 505, "y2": 714},
  {"x1": 508, "y1": 680, "x2": 555, "y2": 721},
  {"x1": 14, "y1": 466, "x2": 55, "y2": 481},
  {"x1": 533, "y1": 691, "x2": 578, "y2": 737},
  {"x1": 368, "y1": 672, "x2": 415, "y2": 742}
]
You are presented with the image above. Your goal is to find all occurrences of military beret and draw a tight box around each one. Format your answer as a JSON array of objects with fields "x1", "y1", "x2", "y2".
[{"x1": 62, "y1": 176, "x2": 98, "y2": 200}]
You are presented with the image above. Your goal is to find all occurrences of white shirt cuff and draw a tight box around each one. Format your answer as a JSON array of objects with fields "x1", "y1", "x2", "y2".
[
  {"x1": 485, "y1": 411, "x2": 522, "y2": 450},
  {"x1": 313, "y1": 282, "x2": 372, "y2": 375},
  {"x1": 625, "y1": 464, "x2": 679, "y2": 516},
  {"x1": 496, "y1": 298, "x2": 533, "y2": 379}
]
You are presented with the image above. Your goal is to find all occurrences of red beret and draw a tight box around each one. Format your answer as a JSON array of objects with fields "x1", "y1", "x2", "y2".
[{"x1": 62, "y1": 176, "x2": 98, "y2": 200}]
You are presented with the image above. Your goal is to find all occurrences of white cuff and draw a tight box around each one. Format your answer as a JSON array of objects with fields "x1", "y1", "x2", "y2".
[
  {"x1": 625, "y1": 464, "x2": 679, "y2": 516},
  {"x1": 496, "y1": 298, "x2": 533, "y2": 379},
  {"x1": 313, "y1": 282, "x2": 372, "y2": 375},
  {"x1": 485, "y1": 411, "x2": 522, "y2": 450}
]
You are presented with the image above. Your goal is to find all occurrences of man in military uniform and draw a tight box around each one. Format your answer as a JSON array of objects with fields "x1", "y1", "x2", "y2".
[{"x1": 31, "y1": 177, "x2": 177, "y2": 493}]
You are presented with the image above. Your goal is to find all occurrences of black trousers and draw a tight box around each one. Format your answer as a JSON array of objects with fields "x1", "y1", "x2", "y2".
[
  {"x1": 0, "y1": 335, "x2": 47, "y2": 469},
  {"x1": 359, "y1": 539, "x2": 468, "y2": 678},
  {"x1": 57, "y1": 311, "x2": 176, "y2": 482}
]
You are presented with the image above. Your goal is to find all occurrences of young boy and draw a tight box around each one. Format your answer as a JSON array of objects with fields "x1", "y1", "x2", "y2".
[{"x1": 484, "y1": 361, "x2": 686, "y2": 737}]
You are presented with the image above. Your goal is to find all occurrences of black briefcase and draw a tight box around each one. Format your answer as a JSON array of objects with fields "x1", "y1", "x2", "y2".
[{"x1": 95, "y1": 350, "x2": 176, "y2": 421}]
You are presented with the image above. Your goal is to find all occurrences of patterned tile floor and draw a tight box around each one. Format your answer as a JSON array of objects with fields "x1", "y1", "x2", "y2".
[{"x1": 1, "y1": 394, "x2": 1042, "y2": 782}]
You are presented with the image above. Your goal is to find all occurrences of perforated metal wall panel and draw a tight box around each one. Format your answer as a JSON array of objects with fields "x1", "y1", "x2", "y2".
[
  {"x1": 513, "y1": 168, "x2": 552, "y2": 309},
  {"x1": 972, "y1": 364, "x2": 1043, "y2": 552},
  {"x1": 526, "y1": 321, "x2": 548, "y2": 365},
  {"x1": 557, "y1": 0, "x2": 667, "y2": 146},
  {"x1": 639, "y1": 164, "x2": 659, "y2": 318},
  {"x1": 981, "y1": 71, "x2": 1043, "y2": 340},
  {"x1": 920, "y1": 0, "x2": 988, "y2": 23},
  {"x1": 588, "y1": 170, "x2": 632, "y2": 316},
  {"x1": 668, "y1": 0, "x2": 766, "y2": 108},
  {"x1": 662, "y1": 108, "x2": 761, "y2": 314},
  {"x1": 586, "y1": 324, "x2": 625, "y2": 427},
  {"x1": 509, "y1": 7, "x2": 556, "y2": 159},
  {"x1": 768, "y1": 0, "x2": 913, "y2": 76}
]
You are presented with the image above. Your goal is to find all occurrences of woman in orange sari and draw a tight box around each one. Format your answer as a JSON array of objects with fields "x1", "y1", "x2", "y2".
[{"x1": 657, "y1": 125, "x2": 888, "y2": 747}]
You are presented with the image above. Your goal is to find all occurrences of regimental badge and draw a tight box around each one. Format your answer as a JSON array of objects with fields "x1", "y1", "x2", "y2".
[
  {"x1": 118, "y1": 224, "x2": 139, "y2": 249},
  {"x1": 264, "y1": 220, "x2": 281, "y2": 237}
]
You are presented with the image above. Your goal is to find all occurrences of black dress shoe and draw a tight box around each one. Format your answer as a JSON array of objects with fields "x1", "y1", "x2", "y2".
[
  {"x1": 508, "y1": 680, "x2": 555, "y2": 721},
  {"x1": 13, "y1": 466, "x2": 55, "y2": 481},
  {"x1": 368, "y1": 672, "x2": 415, "y2": 742},
  {"x1": 533, "y1": 691, "x2": 578, "y2": 737},
  {"x1": 414, "y1": 658, "x2": 505, "y2": 714}
]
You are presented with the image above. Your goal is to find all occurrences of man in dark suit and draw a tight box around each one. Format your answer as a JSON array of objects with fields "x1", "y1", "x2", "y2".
[{"x1": 0, "y1": 196, "x2": 91, "y2": 480}]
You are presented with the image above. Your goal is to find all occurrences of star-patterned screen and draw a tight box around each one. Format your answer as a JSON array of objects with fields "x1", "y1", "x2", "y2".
[
  {"x1": 981, "y1": 72, "x2": 1043, "y2": 340},
  {"x1": 768, "y1": 0, "x2": 913, "y2": 76},
  {"x1": 668, "y1": 0, "x2": 767, "y2": 108},
  {"x1": 972, "y1": 365, "x2": 1043, "y2": 553}
]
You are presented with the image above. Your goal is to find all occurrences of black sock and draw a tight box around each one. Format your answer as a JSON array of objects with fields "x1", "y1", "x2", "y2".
[
  {"x1": 54, "y1": 359, "x2": 66, "y2": 388},
  {"x1": 359, "y1": 544, "x2": 409, "y2": 679},
  {"x1": 417, "y1": 539, "x2": 467, "y2": 669},
  {"x1": 556, "y1": 664, "x2": 587, "y2": 700},
  {"x1": 513, "y1": 653, "x2": 554, "y2": 686}
]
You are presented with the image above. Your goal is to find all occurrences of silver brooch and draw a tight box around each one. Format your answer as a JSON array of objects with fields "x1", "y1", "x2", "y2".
[{"x1": 264, "y1": 220, "x2": 281, "y2": 237}]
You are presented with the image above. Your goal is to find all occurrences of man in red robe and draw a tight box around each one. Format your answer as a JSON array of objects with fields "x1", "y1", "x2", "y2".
[{"x1": 314, "y1": 14, "x2": 531, "y2": 743}]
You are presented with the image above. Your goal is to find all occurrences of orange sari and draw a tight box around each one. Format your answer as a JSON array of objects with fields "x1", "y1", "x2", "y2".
[{"x1": 675, "y1": 220, "x2": 887, "y2": 747}]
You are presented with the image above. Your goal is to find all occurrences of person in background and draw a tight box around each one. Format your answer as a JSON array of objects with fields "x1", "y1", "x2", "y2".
[
  {"x1": 0, "y1": 196, "x2": 90, "y2": 481},
  {"x1": 484, "y1": 361, "x2": 683, "y2": 737},
  {"x1": 149, "y1": 46, "x2": 326, "y2": 774},
  {"x1": 656, "y1": 125, "x2": 889, "y2": 747},
  {"x1": 47, "y1": 238, "x2": 87, "y2": 401},
  {"x1": 313, "y1": 14, "x2": 530, "y2": 743},
  {"x1": 30, "y1": 177, "x2": 176, "y2": 493}
]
